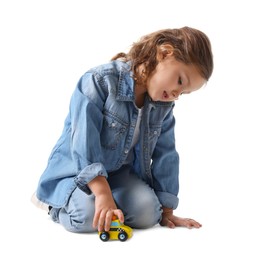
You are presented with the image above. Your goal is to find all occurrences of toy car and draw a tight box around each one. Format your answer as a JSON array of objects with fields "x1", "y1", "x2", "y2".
[{"x1": 99, "y1": 216, "x2": 133, "y2": 242}]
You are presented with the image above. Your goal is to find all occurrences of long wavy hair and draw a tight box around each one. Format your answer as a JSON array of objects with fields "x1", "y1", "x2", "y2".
[{"x1": 111, "y1": 27, "x2": 213, "y2": 84}]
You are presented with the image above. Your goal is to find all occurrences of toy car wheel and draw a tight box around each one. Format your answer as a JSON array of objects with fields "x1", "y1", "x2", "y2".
[
  {"x1": 99, "y1": 231, "x2": 110, "y2": 242},
  {"x1": 118, "y1": 231, "x2": 128, "y2": 242}
]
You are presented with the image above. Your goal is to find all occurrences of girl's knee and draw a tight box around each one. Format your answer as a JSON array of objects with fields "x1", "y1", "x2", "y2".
[
  {"x1": 65, "y1": 222, "x2": 96, "y2": 233},
  {"x1": 51, "y1": 189, "x2": 96, "y2": 233},
  {"x1": 124, "y1": 194, "x2": 162, "y2": 229},
  {"x1": 58, "y1": 208, "x2": 96, "y2": 233}
]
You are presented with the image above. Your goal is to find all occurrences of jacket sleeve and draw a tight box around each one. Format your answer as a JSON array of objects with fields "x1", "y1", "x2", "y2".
[
  {"x1": 151, "y1": 106, "x2": 180, "y2": 209},
  {"x1": 70, "y1": 72, "x2": 109, "y2": 194}
]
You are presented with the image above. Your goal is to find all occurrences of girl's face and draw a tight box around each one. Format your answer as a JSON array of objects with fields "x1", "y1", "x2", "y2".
[{"x1": 146, "y1": 56, "x2": 206, "y2": 102}]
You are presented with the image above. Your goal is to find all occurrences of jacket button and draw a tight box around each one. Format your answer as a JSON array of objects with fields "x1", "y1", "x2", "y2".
[{"x1": 124, "y1": 149, "x2": 129, "y2": 154}]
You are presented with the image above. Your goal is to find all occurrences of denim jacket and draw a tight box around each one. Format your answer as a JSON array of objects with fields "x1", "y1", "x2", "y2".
[{"x1": 36, "y1": 60, "x2": 179, "y2": 209}]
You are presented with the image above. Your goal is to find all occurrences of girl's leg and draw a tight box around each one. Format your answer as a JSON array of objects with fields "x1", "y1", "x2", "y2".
[
  {"x1": 109, "y1": 166, "x2": 162, "y2": 229},
  {"x1": 49, "y1": 165, "x2": 162, "y2": 232},
  {"x1": 50, "y1": 187, "x2": 96, "y2": 233}
]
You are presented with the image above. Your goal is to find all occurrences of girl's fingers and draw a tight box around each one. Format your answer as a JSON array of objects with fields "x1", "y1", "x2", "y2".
[
  {"x1": 104, "y1": 209, "x2": 115, "y2": 231},
  {"x1": 97, "y1": 212, "x2": 106, "y2": 232},
  {"x1": 167, "y1": 219, "x2": 176, "y2": 229},
  {"x1": 94, "y1": 209, "x2": 109, "y2": 231},
  {"x1": 95, "y1": 209, "x2": 125, "y2": 231},
  {"x1": 113, "y1": 209, "x2": 124, "y2": 223},
  {"x1": 165, "y1": 215, "x2": 202, "y2": 229},
  {"x1": 184, "y1": 218, "x2": 202, "y2": 229},
  {"x1": 92, "y1": 211, "x2": 100, "y2": 229}
]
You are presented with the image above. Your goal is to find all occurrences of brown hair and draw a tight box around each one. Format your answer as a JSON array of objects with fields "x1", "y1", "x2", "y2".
[{"x1": 111, "y1": 26, "x2": 213, "y2": 84}]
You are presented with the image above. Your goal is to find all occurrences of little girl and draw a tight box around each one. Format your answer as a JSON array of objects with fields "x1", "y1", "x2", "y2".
[{"x1": 32, "y1": 26, "x2": 213, "y2": 233}]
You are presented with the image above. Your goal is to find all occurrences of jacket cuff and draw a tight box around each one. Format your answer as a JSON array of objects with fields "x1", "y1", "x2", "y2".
[
  {"x1": 155, "y1": 191, "x2": 179, "y2": 209},
  {"x1": 74, "y1": 163, "x2": 108, "y2": 195}
]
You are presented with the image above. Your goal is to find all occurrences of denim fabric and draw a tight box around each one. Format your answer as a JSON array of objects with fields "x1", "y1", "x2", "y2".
[
  {"x1": 50, "y1": 165, "x2": 163, "y2": 232},
  {"x1": 36, "y1": 60, "x2": 179, "y2": 210}
]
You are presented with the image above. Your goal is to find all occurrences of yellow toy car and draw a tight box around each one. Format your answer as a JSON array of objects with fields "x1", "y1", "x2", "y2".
[{"x1": 99, "y1": 217, "x2": 133, "y2": 242}]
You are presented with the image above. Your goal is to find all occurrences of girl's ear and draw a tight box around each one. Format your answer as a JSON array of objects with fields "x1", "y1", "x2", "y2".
[{"x1": 157, "y1": 44, "x2": 174, "y2": 61}]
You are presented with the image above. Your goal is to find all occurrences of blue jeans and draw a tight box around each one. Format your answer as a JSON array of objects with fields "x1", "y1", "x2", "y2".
[{"x1": 50, "y1": 165, "x2": 162, "y2": 233}]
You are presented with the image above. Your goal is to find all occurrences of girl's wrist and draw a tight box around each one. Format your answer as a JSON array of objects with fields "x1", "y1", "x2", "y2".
[
  {"x1": 162, "y1": 206, "x2": 173, "y2": 215},
  {"x1": 88, "y1": 176, "x2": 112, "y2": 196}
]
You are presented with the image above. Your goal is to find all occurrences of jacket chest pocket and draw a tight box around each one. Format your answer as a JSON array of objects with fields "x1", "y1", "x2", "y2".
[
  {"x1": 100, "y1": 113, "x2": 128, "y2": 150},
  {"x1": 148, "y1": 125, "x2": 162, "y2": 154}
]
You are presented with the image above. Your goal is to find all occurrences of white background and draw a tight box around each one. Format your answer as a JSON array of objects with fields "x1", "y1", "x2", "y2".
[{"x1": 1, "y1": 0, "x2": 257, "y2": 259}]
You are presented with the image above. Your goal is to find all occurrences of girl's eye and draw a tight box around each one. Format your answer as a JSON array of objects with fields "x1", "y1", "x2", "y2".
[{"x1": 178, "y1": 77, "x2": 183, "y2": 85}]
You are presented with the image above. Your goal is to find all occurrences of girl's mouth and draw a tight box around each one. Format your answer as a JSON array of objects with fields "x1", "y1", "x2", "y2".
[{"x1": 163, "y1": 91, "x2": 169, "y2": 99}]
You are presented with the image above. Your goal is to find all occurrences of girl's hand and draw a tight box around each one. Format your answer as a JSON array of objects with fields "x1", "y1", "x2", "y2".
[
  {"x1": 92, "y1": 193, "x2": 124, "y2": 232},
  {"x1": 160, "y1": 207, "x2": 202, "y2": 229},
  {"x1": 88, "y1": 176, "x2": 124, "y2": 232}
]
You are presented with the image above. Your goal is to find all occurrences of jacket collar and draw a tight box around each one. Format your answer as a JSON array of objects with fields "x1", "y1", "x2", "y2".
[{"x1": 116, "y1": 62, "x2": 135, "y2": 102}]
